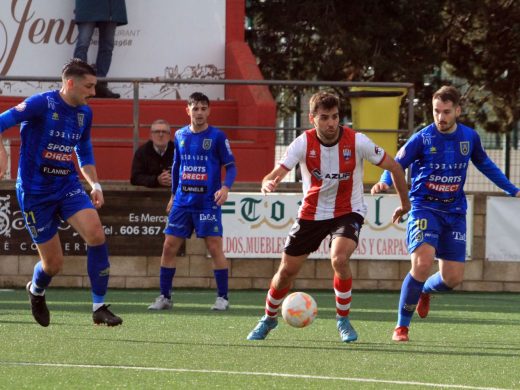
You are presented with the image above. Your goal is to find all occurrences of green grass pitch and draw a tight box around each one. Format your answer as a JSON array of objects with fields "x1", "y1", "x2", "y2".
[{"x1": 1, "y1": 289, "x2": 519, "y2": 389}]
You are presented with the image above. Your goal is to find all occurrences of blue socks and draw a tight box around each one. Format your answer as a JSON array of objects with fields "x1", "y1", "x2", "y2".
[
  {"x1": 423, "y1": 271, "x2": 452, "y2": 293},
  {"x1": 87, "y1": 243, "x2": 110, "y2": 308},
  {"x1": 214, "y1": 268, "x2": 228, "y2": 300},
  {"x1": 160, "y1": 267, "x2": 176, "y2": 299},
  {"x1": 31, "y1": 261, "x2": 52, "y2": 295},
  {"x1": 397, "y1": 273, "x2": 425, "y2": 327}
]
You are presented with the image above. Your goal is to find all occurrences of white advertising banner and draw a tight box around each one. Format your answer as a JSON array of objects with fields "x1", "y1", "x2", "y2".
[
  {"x1": 486, "y1": 197, "x2": 520, "y2": 261},
  {"x1": 222, "y1": 193, "x2": 474, "y2": 260},
  {"x1": 0, "y1": 0, "x2": 225, "y2": 99}
]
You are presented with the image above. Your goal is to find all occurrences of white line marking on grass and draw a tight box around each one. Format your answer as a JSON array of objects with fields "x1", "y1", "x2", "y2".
[{"x1": 0, "y1": 361, "x2": 510, "y2": 390}]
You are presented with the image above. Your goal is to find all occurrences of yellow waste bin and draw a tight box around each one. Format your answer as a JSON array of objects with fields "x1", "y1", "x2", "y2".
[{"x1": 349, "y1": 87, "x2": 407, "y2": 184}]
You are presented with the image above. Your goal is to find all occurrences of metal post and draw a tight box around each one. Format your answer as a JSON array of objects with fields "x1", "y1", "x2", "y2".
[
  {"x1": 504, "y1": 131, "x2": 511, "y2": 179},
  {"x1": 132, "y1": 81, "x2": 140, "y2": 154}
]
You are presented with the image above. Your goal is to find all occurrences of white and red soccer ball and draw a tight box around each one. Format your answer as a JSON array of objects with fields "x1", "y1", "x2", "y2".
[{"x1": 281, "y1": 292, "x2": 318, "y2": 328}]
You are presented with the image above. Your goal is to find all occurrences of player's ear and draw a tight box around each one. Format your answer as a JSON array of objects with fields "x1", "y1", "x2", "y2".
[{"x1": 308, "y1": 112, "x2": 315, "y2": 125}]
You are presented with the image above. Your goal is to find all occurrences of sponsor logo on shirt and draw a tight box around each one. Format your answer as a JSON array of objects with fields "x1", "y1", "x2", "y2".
[
  {"x1": 182, "y1": 172, "x2": 208, "y2": 181},
  {"x1": 425, "y1": 195, "x2": 455, "y2": 204},
  {"x1": 429, "y1": 146, "x2": 437, "y2": 153},
  {"x1": 77, "y1": 113, "x2": 84, "y2": 127},
  {"x1": 426, "y1": 175, "x2": 462, "y2": 192},
  {"x1": 421, "y1": 133, "x2": 434, "y2": 145},
  {"x1": 425, "y1": 182, "x2": 460, "y2": 192},
  {"x1": 52, "y1": 112, "x2": 59, "y2": 121},
  {"x1": 46, "y1": 96, "x2": 56, "y2": 110},
  {"x1": 42, "y1": 143, "x2": 74, "y2": 162},
  {"x1": 42, "y1": 150, "x2": 73, "y2": 162},
  {"x1": 225, "y1": 139, "x2": 233, "y2": 155},
  {"x1": 452, "y1": 231, "x2": 466, "y2": 241},
  {"x1": 181, "y1": 185, "x2": 206, "y2": 193},
  {"x1": 311, "y1": 168, "x2": 351, "y2": 181},
  {"x1": 40, "y1": 165, "x2": 71, "y2": 176},
  {"x1": 199, "y1": 213, "x2": 217, "y2": 221},
  {"x1": 374, "y1": 146, "x2": 383, "y2": 156}
]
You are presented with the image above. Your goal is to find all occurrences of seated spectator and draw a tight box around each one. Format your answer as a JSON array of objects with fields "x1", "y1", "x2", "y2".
[{"x1": 130, "y1": 119, "x2": 174, "y2": 187}]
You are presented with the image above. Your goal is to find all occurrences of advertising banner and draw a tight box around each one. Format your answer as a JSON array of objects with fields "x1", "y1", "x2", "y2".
[
  {"x1": 222, "y1": 193, "x2": 473, "y2": 260},
  {"x1": 485, "y1": 197, "x2": 520, "y2": 261},
  {"x1": 0, "y1": 0, "x2": 225, "y2": 99}
]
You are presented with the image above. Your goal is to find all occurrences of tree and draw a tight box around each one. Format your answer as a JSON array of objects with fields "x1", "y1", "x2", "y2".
[
  {"x1": 246, "y1": 0, "x2": 445, "y2": 121},
  {"x1": 442, "y1": 0, "x2": 520, "y2": 132},
  {"x1": 246, "y1": 0, "x2": 520, "y2": 133}
]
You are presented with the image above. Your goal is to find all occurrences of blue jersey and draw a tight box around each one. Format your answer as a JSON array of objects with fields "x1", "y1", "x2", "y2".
[
  {"x1": 172, "y1": 125, "x2": 235, "y2": 210},
  {"x1": 382, "y1": 123, "x2": 519, "y2": 214},
  {"x1": 0, "y1": 90, "x2": 95, "y2": 194}
]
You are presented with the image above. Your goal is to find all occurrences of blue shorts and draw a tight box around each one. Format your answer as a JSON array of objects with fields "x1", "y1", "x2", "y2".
[
  {"x1": 165, "y1": 207, "x2": 222, "y2": 238},
  {"x1": 407, "y1": 208, "x2": 467, "y2": 262},
  {"x1": 16, "y1": 181, "x2": 94, "y2": 244}
]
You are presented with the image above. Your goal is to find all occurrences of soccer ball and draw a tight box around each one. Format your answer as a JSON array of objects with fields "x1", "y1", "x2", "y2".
[{"x1": 281, "y1": 292, "x2": 318, "y2": 328}]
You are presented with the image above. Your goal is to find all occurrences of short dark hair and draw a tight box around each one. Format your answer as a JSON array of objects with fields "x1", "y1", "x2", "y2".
[
  {"x1": 309, "y1": 91, "x2": 339, "y2": 115},
  {"x1": 188, "y1": 92, "x2": 210, "y2": 106},
  {"x1": 432, "y1": 85, "x2": 461, "y2": 106},
  {"x1": 61, "y1": 58, "x2": 96, "y2": 79}
]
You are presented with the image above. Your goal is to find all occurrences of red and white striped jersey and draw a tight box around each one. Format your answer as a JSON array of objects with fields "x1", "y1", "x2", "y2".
[{"x1": 280, "y1": 126, "x2": 386, "y2": 220}]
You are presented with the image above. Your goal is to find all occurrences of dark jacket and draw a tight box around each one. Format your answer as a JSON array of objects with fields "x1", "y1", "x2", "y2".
[
  {"x1": 74, "y1": 0, "x2": 128, "y2": 26},
  {"x1": 130, "y1": 140, "x2": 174, "y2": 188}
]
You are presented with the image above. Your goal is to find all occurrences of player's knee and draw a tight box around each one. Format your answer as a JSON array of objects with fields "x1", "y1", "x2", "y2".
[
  {"x1": 330, "y1": 254, "x2": 348, "y2": 271},
  {"x1": 43, "y1": 256, "x2": 64, "y2": 276},
  {"x1": 442, "y1": 273, "x2": 463, "y2": 288}
]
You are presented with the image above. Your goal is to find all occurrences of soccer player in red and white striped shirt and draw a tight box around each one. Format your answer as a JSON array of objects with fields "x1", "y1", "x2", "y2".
[{"x1": 247, "y1": 91, "x2": 410, "y2": 342}]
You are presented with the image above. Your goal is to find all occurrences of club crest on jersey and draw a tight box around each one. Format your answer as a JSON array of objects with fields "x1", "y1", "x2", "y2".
[
  {"x1": 77, "y1": 113, "x2": 84, "y2": 127},
  {"x1": 459, "y1": 141, "x2": 469, "y2": 156},
  {"x1": 203, "y1": 139, "x2": 212, "y2": 150},
  {"x1": 342, "y1": 148, "x2": 352, "y2": 160}
]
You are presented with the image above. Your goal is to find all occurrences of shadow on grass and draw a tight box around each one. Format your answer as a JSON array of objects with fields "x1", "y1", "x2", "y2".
[{"x1": 2, "y1": 289, "x2": 520, "y2": 326}]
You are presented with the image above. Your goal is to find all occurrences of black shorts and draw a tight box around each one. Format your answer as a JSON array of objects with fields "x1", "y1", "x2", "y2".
[{"x1": 284, "y1": 212, "x2": 365, "y2": 257}]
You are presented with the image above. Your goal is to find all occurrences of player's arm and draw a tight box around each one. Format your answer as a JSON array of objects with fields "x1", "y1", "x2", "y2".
[
  {"x1": 371, "y1": 134, "x2": 419, "y2": 194},
  {"x1": 377, "y1": 155, "x2": 411, "y2": 222},
  {"x1": 0, "y1": 96, "x2": 46, "y2": 179},
  {"x1": 214, "y1": 162, "x2": 237, "y2": 206},
  {"x1": 214, "y1": 132, "x2": 237, "y2": 205},
  {"x1": 471, "y1": 132, "x2": 520, "y2": 197}
]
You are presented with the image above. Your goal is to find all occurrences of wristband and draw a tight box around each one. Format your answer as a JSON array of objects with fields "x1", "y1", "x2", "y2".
[{"x1": 92, "y1": 182, "x2": 102, "y2": 192}]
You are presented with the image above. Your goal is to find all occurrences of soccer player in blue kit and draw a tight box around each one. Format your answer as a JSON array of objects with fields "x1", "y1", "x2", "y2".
[
  {"x1": 0, "y1": 59, "x2": 122, "y2": 327},
  {"x1": 372, "y1": 86, "x2": 520, "y2": 341},
  {"x1": 148, "y1": 92, "x2": 236, "y2": 311}
]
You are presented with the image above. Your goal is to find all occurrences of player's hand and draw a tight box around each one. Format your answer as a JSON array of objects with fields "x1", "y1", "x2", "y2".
[
  {"x1": 90, "y1": 188, "x2": 104, "y2": 209},
  {"x1": 371, "y1": 182, "x2": 390, "y2": 195},
  {"x1": 391, "y1": 202, "x2": 410, "y2": 224},
  {"x1": 214, "y1": 186, "x2": 229, "y2": 206},
  {"x1": 166, "y1": 196, "x2": 173, "y2": 213},
  {"x1": 261, "y1": 176, "x2": 281, "y2": 195},
  {"x1": 158, "y1": 170, "x2": 172, "y2": 187}
]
